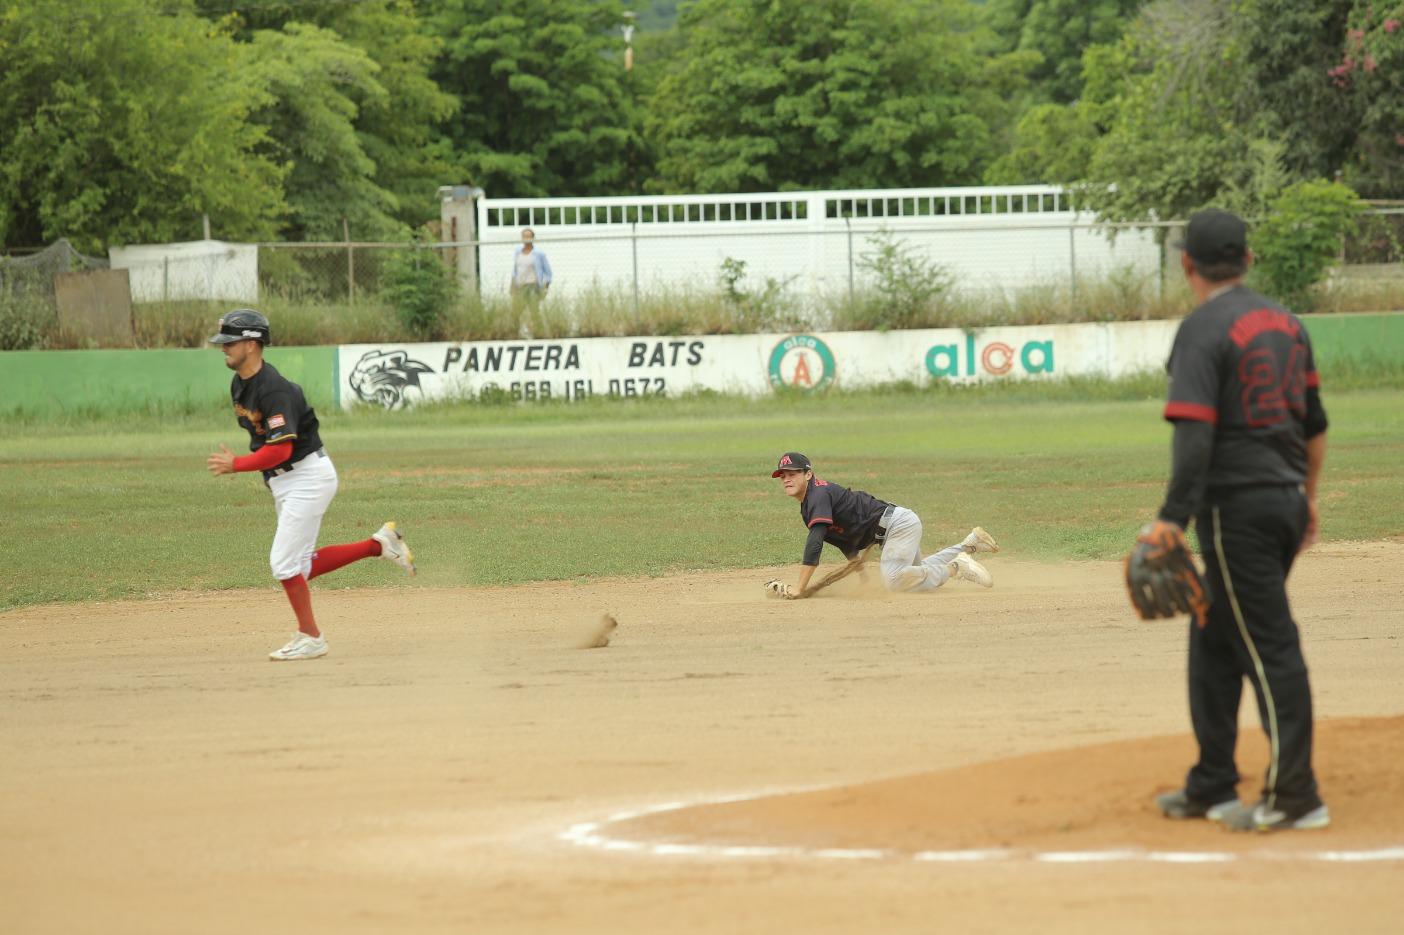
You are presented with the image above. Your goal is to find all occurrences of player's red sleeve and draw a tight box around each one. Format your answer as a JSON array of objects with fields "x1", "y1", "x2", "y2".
[
  {"x1": 1163, "y1": 401, "x2": 1218, "y2": 424},
  {"x1": 233, "y1": 441, "x2": 293, "y2": 473}
]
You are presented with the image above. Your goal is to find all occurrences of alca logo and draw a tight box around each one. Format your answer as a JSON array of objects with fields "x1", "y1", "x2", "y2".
[{"x1": 349, "y1": 349, "x2": 435, "y2": 409}]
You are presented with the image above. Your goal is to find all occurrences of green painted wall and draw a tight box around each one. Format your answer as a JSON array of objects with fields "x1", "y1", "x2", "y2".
[
  {"x1": 0, "y1": 346, "x2": 337, "y2": 418},
  {"x1": 1301, "y1": 312, "x2": 1404, "y2": 368}
]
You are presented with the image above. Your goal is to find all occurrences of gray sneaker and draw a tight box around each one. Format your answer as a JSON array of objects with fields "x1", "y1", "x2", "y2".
[
  {"x1": 1155, "y1": 788, "x2": 1239, "y2": 821},
  {"x1": 1221, "y1": 800, "x2": 1331, "y2": 832},
  {"x1": 962, "y1": 526, "x2": 1000, "y2": 553}
]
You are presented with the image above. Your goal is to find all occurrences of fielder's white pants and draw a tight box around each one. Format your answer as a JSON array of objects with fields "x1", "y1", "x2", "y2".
[
  {"x1": 267, "y1": 451, "x2": 338, "y2": 581},
  {"x1": 878, "y1": 506, "x2": 964, "y2": 593}
]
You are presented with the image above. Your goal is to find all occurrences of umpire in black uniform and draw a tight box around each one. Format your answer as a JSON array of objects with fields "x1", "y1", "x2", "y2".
[{"x1": 1151, "y1": 209, "x2": 1330, "y2": 832}]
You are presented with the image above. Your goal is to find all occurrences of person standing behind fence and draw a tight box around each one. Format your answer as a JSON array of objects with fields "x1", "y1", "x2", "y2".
[{"x1": 510, "y1": 228, "x2": 552, "y2": 302}]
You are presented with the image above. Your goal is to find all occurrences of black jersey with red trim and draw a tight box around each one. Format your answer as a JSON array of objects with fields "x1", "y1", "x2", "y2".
[
  {"x1": 1164, "y1": 285, "x2": 1325, "y2": 490},
  {"x1": 800, "y1": 477, "x2": 891, "y2": 557},
  {"x1": 231, "y1": 362, "x2": 323, "y2": 467}
]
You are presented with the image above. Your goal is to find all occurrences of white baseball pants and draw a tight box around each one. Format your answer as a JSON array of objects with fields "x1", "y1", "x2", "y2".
[
  {"x1": 267, "y1": 451, "x2": 339, "y2": 581},
  {"x1": 878, "y1": 506, "x2": 964, "y2": 592}
]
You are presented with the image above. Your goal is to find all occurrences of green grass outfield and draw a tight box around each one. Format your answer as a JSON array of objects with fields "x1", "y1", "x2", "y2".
[{"x1": 3, "y1": 383, "x2": 1401, "y2": 610}]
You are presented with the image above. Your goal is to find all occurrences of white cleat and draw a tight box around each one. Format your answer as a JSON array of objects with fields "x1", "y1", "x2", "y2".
[
  {"x1": 962, "y1": 526, "x2": 1000, "y2": 553},
  {"x1": 270, "y1": 633, "x2": 328, "y2": 661},
  {"x1": 951, "y1": 552, "x2": 994, "y2": 588},
  {"x1": 373, "y1": 521, "x2": 416, "y2": 576}
]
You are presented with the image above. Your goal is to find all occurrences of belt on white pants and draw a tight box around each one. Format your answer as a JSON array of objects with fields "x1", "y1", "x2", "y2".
[
  {"x1": 873, "y1": 504, "x2": 896, "y2": 543},
  {"x1": 263, "y1": 447, "x2": 327, "y2": 480}
]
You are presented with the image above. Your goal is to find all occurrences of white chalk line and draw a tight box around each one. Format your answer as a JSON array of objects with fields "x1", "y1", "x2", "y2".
[{"x1": 557, "y1": 795, "x2": 1404, "y2": 866}]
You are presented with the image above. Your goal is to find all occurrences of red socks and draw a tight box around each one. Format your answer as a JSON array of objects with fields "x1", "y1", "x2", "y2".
[
  {"x1": 279, "y1": 575, "x2": 319, "y2": 637},
  {"x1": 308, "y1": 538, "x2": 382, "y2": 580},
  {"x1": 282, "y1": 539, "x2": 384, "y2": 635}
]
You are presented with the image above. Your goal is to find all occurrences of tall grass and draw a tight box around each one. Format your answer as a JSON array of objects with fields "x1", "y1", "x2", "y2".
[{"x1": 3, "y1": 268, "x2": 1401, "y2": 350}]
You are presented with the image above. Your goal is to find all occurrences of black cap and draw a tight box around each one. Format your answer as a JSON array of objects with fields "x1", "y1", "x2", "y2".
[
  {"x1": 771, "y1": 452, "x2": 812, "y2": 477},
  {"x1": 208, "y1": 308, "x2": 271, "y2": 345},
  {"x1": 1174, "y1": 209, "x2": 1248, "y2": 265}
]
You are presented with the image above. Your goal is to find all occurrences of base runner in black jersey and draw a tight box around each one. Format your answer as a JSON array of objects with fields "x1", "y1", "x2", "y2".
[
  {"x1": 765, "y1": 452, "x2": 999, "y2": 599},
  {"x1": 205, "y1": 309, "x2": 417, "y2": 661},
  {"x1": 1143, "y1": 210, "x2": 1331, "y2": 832}
]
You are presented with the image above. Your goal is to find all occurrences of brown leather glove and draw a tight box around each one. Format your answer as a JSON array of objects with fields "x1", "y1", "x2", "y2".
[{"x1": 1125, "y1": 520, "x2": 1210, "y2": 626}]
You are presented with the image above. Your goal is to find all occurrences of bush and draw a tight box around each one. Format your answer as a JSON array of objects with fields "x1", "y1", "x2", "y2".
[
  {"x1": 847, "y1": 228, "x2": 954, "y2": 330},
  {"x1": 718, "y1": 257, "x2": 801, "y2": 332},
  {"x1": 379, "y1": 241, "x2": 459, "y2": 339},
  {"x1": 1250, "y1": 180, "x2": 1364, "y2": 311},
  {"x1": 0, "y1": 287, "x2": 53, "y2": 350}
]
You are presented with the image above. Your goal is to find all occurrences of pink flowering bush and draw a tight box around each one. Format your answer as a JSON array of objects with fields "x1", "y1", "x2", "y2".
[{"x1": 1337, "y1": 3, "x2": 1404, "y2": 191}]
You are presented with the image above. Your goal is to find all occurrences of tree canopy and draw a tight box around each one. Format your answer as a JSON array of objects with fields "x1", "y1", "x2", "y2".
[
  {"x1": 0, "y1": 0, "x2": 285, "y2": 251},
  {"x1": 647, "y1": 0, "x2": 1037, "y2": 192},
  {"x1": 428, "y1": 0, "x2": 640, "y2": 197},
  {"x1": 0, "y1": 0, "x2": 1400, "y2": 251}
]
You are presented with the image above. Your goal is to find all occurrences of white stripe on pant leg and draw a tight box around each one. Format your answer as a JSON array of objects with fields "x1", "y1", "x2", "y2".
[{"x1": 1213, "y1": 506, "x2": 1281, "y2": 810}]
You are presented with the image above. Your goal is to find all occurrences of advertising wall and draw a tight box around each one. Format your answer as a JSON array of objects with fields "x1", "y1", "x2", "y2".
[{"x1": 337, "y1": 320, "x2": 1183, "y2": 409}]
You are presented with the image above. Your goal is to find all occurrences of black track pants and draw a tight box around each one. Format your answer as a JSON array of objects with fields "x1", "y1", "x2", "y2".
[{"x1": 1184, "y1": 485, "x2": 1322, "y2": 815}]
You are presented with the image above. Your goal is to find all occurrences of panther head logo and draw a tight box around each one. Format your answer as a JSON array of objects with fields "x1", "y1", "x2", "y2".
[{"x1": 348, "y1": 349, "x2": 435, "y2": 409}]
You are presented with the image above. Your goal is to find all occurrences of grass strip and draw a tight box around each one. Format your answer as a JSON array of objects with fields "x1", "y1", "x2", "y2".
[{"x1": 3, "y1": 387, "x2": 1400, "y2": 611}]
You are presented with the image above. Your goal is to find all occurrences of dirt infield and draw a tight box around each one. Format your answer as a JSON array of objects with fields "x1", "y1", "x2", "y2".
[{"x1": 2, "y1": 541, "x2": 1401, "y2": 934}]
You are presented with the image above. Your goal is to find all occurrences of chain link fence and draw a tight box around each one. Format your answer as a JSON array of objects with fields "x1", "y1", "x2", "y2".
[{"x1": 2, "y1": 208, "x2": 1401, "y2": 350}]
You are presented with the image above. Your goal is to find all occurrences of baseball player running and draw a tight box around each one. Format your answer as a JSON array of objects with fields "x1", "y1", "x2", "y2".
[
  {"x1": 766, "y1": 452, "x2": 998, "y2": 598},
  {"x1": 1147, "y1": 209, "x2": 1330, "y2": 831},
  {"x1": 205, "y1": 309, "x2": 416, "y2": 661}
]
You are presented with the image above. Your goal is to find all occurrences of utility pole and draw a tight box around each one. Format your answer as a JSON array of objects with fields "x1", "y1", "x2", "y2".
[{"x1": 622, "y1": 11, "x2": 635, "y2": 72}]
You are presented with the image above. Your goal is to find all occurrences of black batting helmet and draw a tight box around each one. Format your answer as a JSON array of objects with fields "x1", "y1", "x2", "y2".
[{"x1": 208, "y1": 308, "x2": 271, "y2": 345}]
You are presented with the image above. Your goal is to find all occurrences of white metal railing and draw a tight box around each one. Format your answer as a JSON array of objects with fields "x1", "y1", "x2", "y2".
[{"x1": 479, "y1": 185, "x2": 1071, "y2": 231}]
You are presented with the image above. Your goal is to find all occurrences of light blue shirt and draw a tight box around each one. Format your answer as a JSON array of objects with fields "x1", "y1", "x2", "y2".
[{"x1": 511, "y1": 246, "x2": 553, "y2": 288}]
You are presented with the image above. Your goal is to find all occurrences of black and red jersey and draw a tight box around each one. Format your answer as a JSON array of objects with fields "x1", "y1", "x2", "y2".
[
  {"x1": 1164, "y1": 285, "x2": 1327, "y2": 490},
  {"x1": 800, "y1": 477, "x2": 891, "y2": 557},
  {"x1": 231, "y1": 362, "x2": 323, "y2": 468}
]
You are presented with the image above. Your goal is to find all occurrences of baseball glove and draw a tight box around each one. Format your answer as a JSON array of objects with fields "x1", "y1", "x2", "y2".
[
  {"x1": 763, "y1": 579, "x2": 800, "y2": 599},
  {"x1": 1125, "y1": 520, "x2": 1210, "y2": 626}
]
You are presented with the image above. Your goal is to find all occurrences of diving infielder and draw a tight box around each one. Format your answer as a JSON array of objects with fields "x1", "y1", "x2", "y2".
[
  {"x1": 205, "y1": 309, "x2": 415, "y2": 661},
  {"x1": 766, "y1": 452, "x2": 998, "y2": 598}
]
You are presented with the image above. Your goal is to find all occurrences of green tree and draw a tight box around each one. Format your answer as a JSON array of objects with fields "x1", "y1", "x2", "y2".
[
  {"x1": 199, "y1": 0, "x2": 457, "y2": 234},
  {"x1": 1066, "y1": 0, "x2": 1400, "y2": 222},
  {"x1": 984, "y1": 102, "x2": 1101, "y2": 184},
  {"x1": 1250, "y1": 180, "x2": 1363, "y2": 310},
  {"x1": 241, "y1": 23, "x2": 402, "y2": 240},
  {"x1": 1232, "y1": 1, "x2": 1357, "y2": 184},
  {"x1": 0, "y1": 0, "x2": 285, "y2": 251},
  {"x1": 1074, "y1": 1, "x2": 1253, "y2": 222},
  {"x1": 427, "y1": 0, "x2": 640, "y2": 197},
  {"x1": 646, "y1": 0, "x2": 1037, "y2": 193},
  {"x1": 988, "y1": 0, "x2": 1145, "y2": 103}
]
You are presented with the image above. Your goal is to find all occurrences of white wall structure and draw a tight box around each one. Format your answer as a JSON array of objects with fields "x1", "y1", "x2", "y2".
[
  {"x1": 337, "y1": 319, "x2": 1179, "y2": 410},
  {"x1": 108, "y1": 240, "x2": 258, "y2": 303},
  {"x1": 476, "y1": 186, "x2": 1164, "y2": 302}
]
